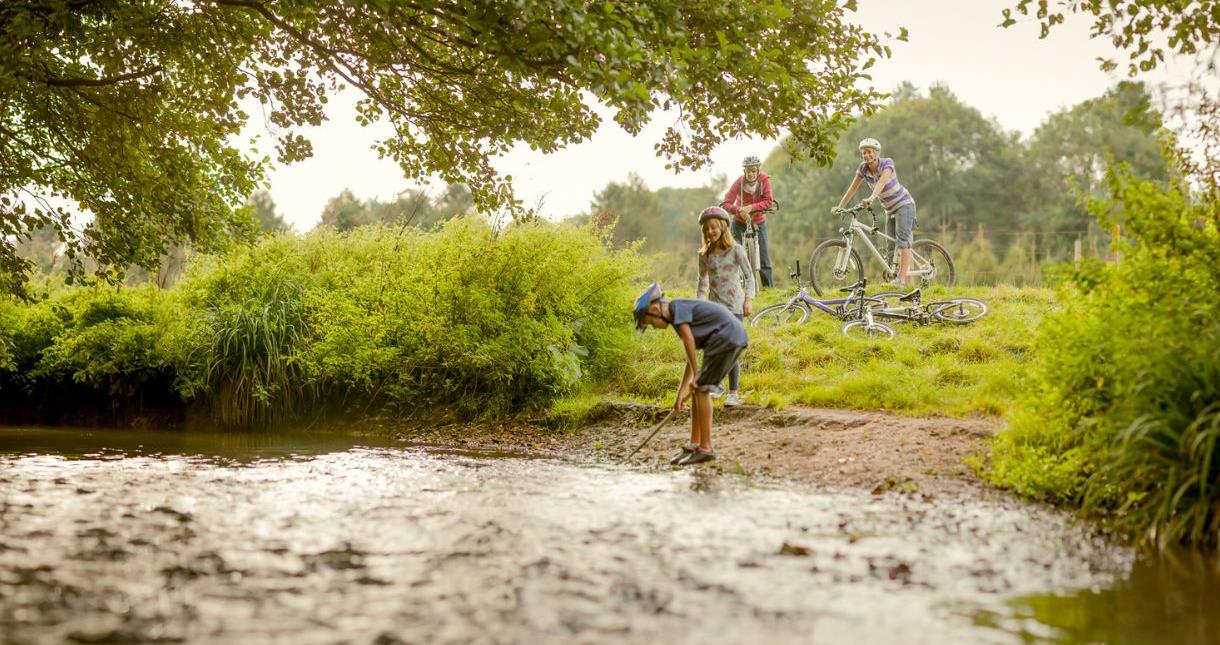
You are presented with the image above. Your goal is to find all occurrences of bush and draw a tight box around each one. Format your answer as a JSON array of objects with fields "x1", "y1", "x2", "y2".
[
  {"x1": 1, "y1": 216, "x2": 643, "y2": 425},
  {"x1": 0, "y1": 285, "x2": 177, "y2": 393},
  {"x1": 988, "y1": 167, "x2": 1220, "y2": 548},
  {"x1": 182, "y1": 218, "x2": 643, "y2": 421}
]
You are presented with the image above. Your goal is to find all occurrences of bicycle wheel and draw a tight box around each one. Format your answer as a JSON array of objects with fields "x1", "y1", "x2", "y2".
[
  {"x1": 840, "y1": 319, "x2": 896, "y2": 339},
  {"x1": 929, "y1": 298, "x2": 988, "y2": 324},
  {"x1": 750, "y1": 302, "x2": 811, "y2": 328},
  {"x1": 809, "y1": 240, "x2": 863, "y2": 297},
  {"x1": 911, "y1": 240, "x2": 956, "y2": 288}
]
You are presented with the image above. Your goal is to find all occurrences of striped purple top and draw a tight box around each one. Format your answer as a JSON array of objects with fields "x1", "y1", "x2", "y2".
[{"x1": 857, "y1": 158, "x2": 914, "y2": 214}]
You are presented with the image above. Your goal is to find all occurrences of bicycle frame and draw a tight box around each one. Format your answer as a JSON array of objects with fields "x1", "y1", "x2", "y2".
[
  {"x1": 774, "y1": 262, "x2": 872, "y2": 320},
  {"x1": 833, "y1": 211, "x2": 936, "y2": 279}
]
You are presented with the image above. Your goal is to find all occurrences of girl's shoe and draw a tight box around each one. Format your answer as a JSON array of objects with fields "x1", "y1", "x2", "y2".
[
  {"x1": 669, "y1": 445, "x2": 696, "y2": 465},
  {"x1": 679, "y1": 449, "x2": 716, "y2": 465},
  {"x1": 723, "y1": 392, "x2": 741, "y2": 407}
]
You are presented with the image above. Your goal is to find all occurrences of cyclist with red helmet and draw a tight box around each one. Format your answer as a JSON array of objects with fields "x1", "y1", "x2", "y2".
[
  {"x1": 721, "y1": 155, "x2": 775, "y2": 287},
  {"x1": 695, "y1": 206, "x2": 754, "y2": 408}
]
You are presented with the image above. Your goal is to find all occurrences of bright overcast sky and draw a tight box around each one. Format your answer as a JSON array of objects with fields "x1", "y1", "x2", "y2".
[{"x1": 252, "y1": 0, "x2": 1192, "y2": 232}]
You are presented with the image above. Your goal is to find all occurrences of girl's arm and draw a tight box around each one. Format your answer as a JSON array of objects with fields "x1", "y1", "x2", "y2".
[
  {"x1": 695, "y1": 254, "x2": 709, "y2": 300},
  {"x1": 720, "y1": 177, "x2": 743, "y2": 215},
  {"x1": 674, "y1": 323, "x2": 699, "y2": 411},
  {"x1": 863, "y1": 168, "x2": 893, "y2": 206},
  {"x1": 836, "y1": 175, "x2": 864, "y2": 210}
]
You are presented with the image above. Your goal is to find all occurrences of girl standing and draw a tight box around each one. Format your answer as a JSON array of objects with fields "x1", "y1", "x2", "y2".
[{"x1": 695, "y1": 206, "x2": 755, "y2": 408}]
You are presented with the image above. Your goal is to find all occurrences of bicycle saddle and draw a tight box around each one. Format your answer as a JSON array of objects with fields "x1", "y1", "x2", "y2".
[{"x1": 899, "y1": 289, "x2": 921, "y2": 303}]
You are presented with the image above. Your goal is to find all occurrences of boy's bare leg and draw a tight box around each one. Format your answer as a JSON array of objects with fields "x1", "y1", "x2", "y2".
[
  {"x1": 689, "y1": 407, "x2": 699, "y2": 446},
  {"x1": 694, "y1": 390, "x2": 713, "y2": 451}
]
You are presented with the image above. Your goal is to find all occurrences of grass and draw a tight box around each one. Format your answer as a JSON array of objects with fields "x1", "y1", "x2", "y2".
[{"x1": 585, "y1": 284, "x2": 1057, "y2": 419}]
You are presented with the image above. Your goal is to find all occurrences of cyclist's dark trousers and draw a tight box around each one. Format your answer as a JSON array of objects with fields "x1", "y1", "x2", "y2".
[{"x1": 730, "y1": 219, "x2": 774, "y2": 287}]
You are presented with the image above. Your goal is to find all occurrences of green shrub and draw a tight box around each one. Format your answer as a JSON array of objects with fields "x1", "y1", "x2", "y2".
[
  {"x1": 2, "y1": 216, "x2": 642, "y2": 425},
  {"x1": 0, "y1": 286, "x2": 177, "y2": 395},
  {"x1": 167, "y1": 217, "x2": 642, "y2": 421},
  {"x1": 988, "y1": 167, "x2": 1220, "y2": 548}
]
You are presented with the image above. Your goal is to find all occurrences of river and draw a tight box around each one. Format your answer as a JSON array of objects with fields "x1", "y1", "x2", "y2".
[{"x1": 0, "y1": 427, "x2": 1215, "y2": 644}]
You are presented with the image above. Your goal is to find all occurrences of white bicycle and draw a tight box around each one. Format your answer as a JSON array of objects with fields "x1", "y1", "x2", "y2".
[{"x1": 808, "y1": 201, "x2": 955, "y2": 296}]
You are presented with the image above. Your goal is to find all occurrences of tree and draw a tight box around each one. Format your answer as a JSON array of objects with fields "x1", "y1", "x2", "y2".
[
  {"x1": 1023, "y1": 81, "x2": 1167, "y2": 251},
  {"x1": 1, "y1": 0, "x2": 896, "y2": 296},
  {"x1": 1003, "y1": 0, "x2": 1220, "y2": 201},
  {"x1": 318, "y1": 189, "x2": 372, "y2": 232},
  {"x1": 1002, "y1": 1, "x2": 1218, "y2": 77},
  {"x1": 247, "y1": 190, "x2": 291, "y2": 233},
  {"x1": 764, "y1": 84, "x2": 1025, "y2": 274}
]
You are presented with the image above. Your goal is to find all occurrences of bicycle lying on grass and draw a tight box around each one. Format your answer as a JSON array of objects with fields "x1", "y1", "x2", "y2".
[
  {"x1": 749, "y1": 261, "x2": 896, "y2": 338},
  {"x1": 809, "y1": 201, "x2": 956, "y2": 296},
  {"x1": 862, "y1": 288, "x2": 989, "y2": 326}
]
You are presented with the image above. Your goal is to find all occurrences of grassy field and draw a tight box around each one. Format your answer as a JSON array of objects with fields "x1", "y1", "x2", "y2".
[{"x1": 579, "y1": 284, "x2": 1057, "y2": 420}]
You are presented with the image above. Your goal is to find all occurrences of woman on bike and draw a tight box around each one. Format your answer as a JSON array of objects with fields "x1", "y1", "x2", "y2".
[
  {"x1": 834, "y1": 138, "x2": 917, "y2": 286},
  {"x1": 721, "y1": 155, "x2": 775, "y2": 288},
  {"x1": 695, "y1": 206, "x2": 754, "y2": 408}
]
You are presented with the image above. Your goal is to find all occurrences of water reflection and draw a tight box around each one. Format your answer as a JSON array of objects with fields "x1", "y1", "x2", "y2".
[
  {"x1": 0, "y1": 425, "x2": 402, "y2": 462},
  {"x1": 975, "y1": 549, "x2": 1220, "y2": 644}
]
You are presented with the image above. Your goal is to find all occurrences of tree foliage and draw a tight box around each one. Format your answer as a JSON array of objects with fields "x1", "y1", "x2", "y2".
[
  {"x1": 1002, "y1": 0, "x2": 1219, "y2": 76},
  {"x1": 317, "y1": 184, "x2": 473, "y2": 232},
  {"x1": 1, "y1": 0, "x2": 894, "y2": 296},
  {"x1": 247, "y1": 190, "x2": 291, "y2": 234},
  {"x1": 594, "y1": 82, "x2": 1167, "y2": 287}
]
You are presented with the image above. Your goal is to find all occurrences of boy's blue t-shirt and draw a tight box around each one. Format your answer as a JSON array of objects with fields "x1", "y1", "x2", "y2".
[{"x1": 668, "y1": 299, "x2": 749, "y2": 355}]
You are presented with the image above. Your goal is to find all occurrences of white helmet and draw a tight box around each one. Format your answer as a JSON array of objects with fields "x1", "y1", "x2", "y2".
[
  {"x1": 742, "y1": 155, "x2": 761, "y2": 168},
  {"x1": 858, "y1": 137, "x2": 881, "y2": 151}
]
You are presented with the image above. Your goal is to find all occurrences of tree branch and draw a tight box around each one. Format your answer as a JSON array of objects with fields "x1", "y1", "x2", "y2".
[{"x1": 31, "y1": 65, "x2": 163, "y2": 87}]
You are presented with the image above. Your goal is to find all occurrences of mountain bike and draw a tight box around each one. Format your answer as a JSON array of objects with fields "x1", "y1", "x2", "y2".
[
  {"x1": 749, "y1": 261, "x2": 896, "y2": 338},
  {"x1": 864, "y1": 288, "x2": 989, "y2": 325},
  {"x1": 808, "y1": 201, "x2": 956, "y2": 296}
]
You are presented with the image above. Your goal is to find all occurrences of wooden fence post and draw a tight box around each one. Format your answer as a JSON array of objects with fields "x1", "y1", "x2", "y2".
[
  {"x1": 1110, "y1": 224, "x2": 1121, "y2": 265},
  {"x1": 1074, "y1": 238, "x2": 1082, "y2": 272}
]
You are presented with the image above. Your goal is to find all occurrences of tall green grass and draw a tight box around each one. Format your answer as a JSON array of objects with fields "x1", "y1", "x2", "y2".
[
  {"x1": 1, "y1": 216, "x2": 643, "y2": 426},
  {"x1": 987, "y1": 167, "x2": 1220, "y2": 549}
]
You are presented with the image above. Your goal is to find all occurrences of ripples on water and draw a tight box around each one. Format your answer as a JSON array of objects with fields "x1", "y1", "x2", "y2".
[{"x1": 0, "y1": 426, "x2": 1204, "y2": 644}]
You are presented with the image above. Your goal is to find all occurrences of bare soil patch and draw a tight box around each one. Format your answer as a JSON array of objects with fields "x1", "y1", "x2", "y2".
[{"x1": 396, "y1": 401, "x2": 1001, "y2": 500}]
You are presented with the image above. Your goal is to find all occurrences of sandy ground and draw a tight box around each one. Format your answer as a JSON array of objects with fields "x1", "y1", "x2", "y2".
[{"x1": 398, "y1": 401, "x2": 1002, "y2": 500}]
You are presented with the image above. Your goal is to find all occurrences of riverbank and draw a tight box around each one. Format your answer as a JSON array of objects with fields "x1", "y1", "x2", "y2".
[{"x1": 391, "y1": 401, "x2": 1000, "y2": 500}]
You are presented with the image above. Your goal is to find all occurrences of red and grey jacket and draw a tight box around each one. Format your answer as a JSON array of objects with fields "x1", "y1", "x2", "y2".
[{"x1": 721, "y1": 173, "x2": 774, "y2": 224}]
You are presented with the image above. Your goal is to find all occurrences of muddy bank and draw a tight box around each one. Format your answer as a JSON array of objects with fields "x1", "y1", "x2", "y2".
[{"x1": 394, "y1": 401, "x2": 1000, "y2": 499}]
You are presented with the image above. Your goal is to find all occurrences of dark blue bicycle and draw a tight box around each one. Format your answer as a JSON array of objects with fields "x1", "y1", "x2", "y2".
[{"x1": 749, "y1": 261, "x2": 896, "y2": 338}]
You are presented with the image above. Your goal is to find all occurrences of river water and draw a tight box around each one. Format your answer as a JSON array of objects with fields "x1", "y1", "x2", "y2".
[{"x1": 0, "y1": 427, "x2": 1215, "y2": 644}]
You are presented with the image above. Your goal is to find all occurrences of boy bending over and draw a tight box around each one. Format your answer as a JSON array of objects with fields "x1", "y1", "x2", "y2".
[{"x1": 633, "y1": 283, "x2": 749, "y2": 466}]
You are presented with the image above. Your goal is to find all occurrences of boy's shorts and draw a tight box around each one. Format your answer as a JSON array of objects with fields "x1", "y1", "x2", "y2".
[{"x1": 696, "y1": 344, "x2": 747, "y2": 396}]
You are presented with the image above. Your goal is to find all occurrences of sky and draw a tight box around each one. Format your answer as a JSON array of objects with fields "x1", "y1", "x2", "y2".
[{"x1": 251, "y1": 0, "x2": 1193, "y2": 232}]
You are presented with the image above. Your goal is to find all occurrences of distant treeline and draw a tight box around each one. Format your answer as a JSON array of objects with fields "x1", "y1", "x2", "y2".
[{"x1": 578, "y1": 81, "x2": 1169, "y2": 287}]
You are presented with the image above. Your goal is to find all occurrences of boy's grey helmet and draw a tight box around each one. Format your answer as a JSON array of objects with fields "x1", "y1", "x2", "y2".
[
  {"x1": 633, "y1": 283, "x2": 664, "y2": 332},
  {"x1": 742, "y1": 155, "x2": 761, "y2": 168}
]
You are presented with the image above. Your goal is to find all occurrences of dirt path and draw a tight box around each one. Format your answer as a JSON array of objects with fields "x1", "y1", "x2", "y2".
[{"x1": 399, "y1": 401, "x2": 1002, "y2": 500}]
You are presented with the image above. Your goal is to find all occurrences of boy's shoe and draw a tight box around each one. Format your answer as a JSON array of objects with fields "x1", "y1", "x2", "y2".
[
  {"x1": 669, "y1": 445, "x2": 696, "y2": 465},
  {"x1": 679, "y1": 449, "x2": 716, "y2": 466},
  {"x1": 723, "y1": 392, "x2": 741, "y2": 407}
]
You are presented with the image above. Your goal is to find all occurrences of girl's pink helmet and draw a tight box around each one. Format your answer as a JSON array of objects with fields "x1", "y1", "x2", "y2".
[{"x1": 698, "y1": 206, "x2": 730, "y2": 225}]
